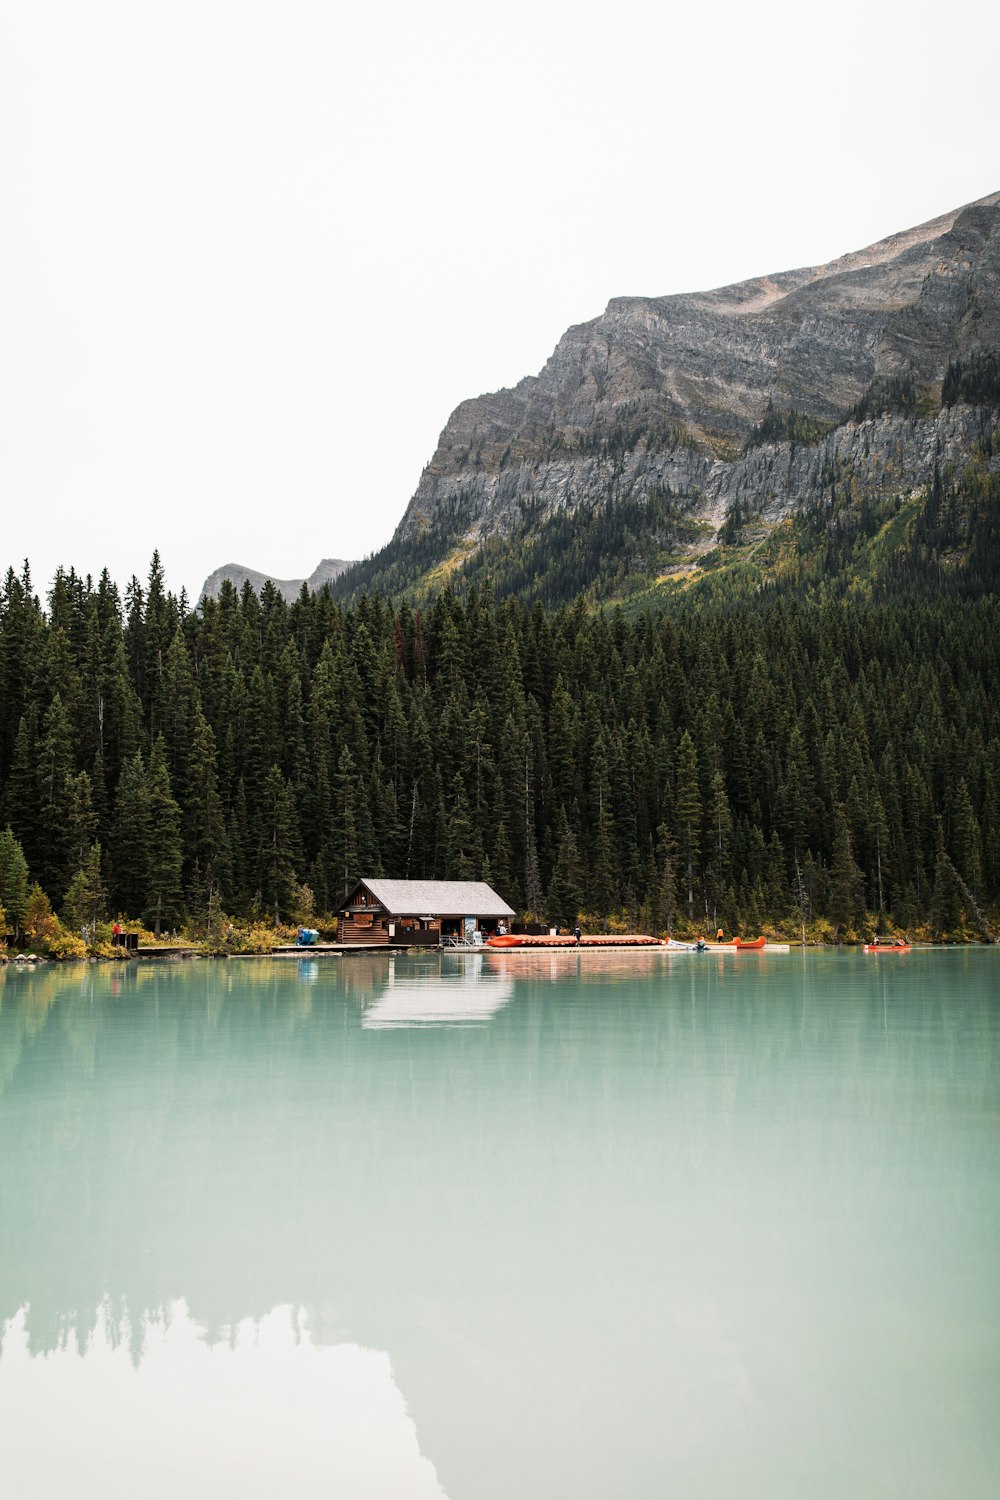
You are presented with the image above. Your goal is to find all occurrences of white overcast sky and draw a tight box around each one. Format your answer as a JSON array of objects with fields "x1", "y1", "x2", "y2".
[{"x1": 2, "y1": 0, "x2": 998, "y2": 603}]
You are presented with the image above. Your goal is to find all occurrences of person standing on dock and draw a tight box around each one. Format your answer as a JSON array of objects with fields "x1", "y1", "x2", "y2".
[
  {"x1": 575, "y1": 924, "x2": 581, "y2": 945},
  {"x1": 716, "y1": 927, "x2": 724, "y2": 943}
]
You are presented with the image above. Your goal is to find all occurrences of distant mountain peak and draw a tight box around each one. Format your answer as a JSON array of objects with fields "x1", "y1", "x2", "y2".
[
  {"x1": 327, "y1": 189, "x2": 1000, "y2": 608},
  {"x1": 200, "y1": 558, "x2": 355, "y2": 603}
]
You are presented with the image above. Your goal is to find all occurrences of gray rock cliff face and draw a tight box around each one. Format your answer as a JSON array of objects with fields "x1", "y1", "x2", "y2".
[{"x1": 396, "y1": 192, "x2": 1000, "y2": 552}]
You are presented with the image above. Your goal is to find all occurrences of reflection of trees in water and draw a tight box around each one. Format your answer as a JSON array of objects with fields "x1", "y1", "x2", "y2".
[
  {"x1": 0, "y1": 1300, "x2": 450, "y2": 1500},
  {"x1": 0, "y1": 964, "x2": 65, "y2": 1095},
  {"x1": 1, "y1": 953, "x2": 524, "y2": 1361},
  {"x1": 0, "y1": 953, "x2": 676, "y2": 1364},
  {"x1": 0, "y1": 954, "x2": 994, "y2": 1500}
]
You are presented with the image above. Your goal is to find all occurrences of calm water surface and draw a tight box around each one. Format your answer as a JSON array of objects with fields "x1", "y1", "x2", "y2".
[{"x1": 1, "y1": 948, "x2": 997, "y2": 1498}]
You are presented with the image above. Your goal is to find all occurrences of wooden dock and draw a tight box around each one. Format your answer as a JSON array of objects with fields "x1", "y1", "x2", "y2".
[
  {"x1": 270, "y1": 942, "x2": 422, "y2": 956},
  {"x1": 130, "y1": 941, "x2": 448, "y2": 961},
  {"x1": 123, "y1": 939, "x2": 792, "y2": 961}
]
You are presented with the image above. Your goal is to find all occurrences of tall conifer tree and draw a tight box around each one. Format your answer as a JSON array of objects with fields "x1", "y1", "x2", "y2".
[{"x1": 146, "y1": 736, "x2": 184, "y2": 934}]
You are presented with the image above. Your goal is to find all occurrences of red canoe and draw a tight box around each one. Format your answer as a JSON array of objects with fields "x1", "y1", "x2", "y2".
[{"x1": 863, "y1": 943, "x2": 911, "y2": 953}]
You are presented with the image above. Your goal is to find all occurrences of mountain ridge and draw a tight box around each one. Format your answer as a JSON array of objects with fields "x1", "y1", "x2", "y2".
[
  {"x1": 328, "y1": 190, "x2": 999, "y2": 606},
  {"x1": 200, "y1": 558, "x2": 355, "y2": 603}
]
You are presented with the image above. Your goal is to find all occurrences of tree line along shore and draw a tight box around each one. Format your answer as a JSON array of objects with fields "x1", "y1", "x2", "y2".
[{"x1": 0, "y1": 537, "x2": 998, "y2": 960}]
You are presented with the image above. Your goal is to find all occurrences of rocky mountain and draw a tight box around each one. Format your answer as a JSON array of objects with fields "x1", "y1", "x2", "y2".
[
  {"x1": 332, "y1": 191, "x2": 1000, "y2": 606},
  {"x1": 200, "y1": 558, "x2": 355, "y2": 603}
]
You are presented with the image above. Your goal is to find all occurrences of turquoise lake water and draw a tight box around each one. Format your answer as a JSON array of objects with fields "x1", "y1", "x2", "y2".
[{"x1": 1, "y1": 947, "x2": 998, "y2": 1498}]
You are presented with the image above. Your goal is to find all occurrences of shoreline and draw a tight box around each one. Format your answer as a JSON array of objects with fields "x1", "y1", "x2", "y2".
[{"x1": 4, "y1": 937, "x2": 996, "y2": 967}]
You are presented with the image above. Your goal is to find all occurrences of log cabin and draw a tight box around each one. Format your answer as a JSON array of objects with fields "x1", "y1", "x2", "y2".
[{"x1": 336, "y1": 879, "x2": 515, "y2": 947}]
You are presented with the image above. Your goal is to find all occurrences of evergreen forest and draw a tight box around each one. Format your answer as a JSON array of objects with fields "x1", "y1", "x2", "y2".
[{"x1": 1, "y1": 462, "x2": 998, "y2": 953}]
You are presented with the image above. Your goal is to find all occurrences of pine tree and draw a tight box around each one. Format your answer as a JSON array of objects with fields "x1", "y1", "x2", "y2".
[
  {"x1": 950, "y1": 778, "x2": 983, "y2": 900},
  {"x1": 781, "y1": 723, "x2": 815, "y2": 864},
  {"x1": 522, "y1": 744, "x2": 544, "y2": 916},
  {"x1": 929, "y1": 819, "x2": 963, "y2": 938},
  {"x1": 764, "y1": 830, "x2": 789, "y2": 916},
  {"x1": 3, "y1": 710, "x2": 41, "y2": 872},
  {"x1": 258, "y1": 764, "x2": 300, "y2": 923},
  {"x1": 590, "y1": 785, "x2": 617, "y2": 921},
  {"x1": 585, "y1": 734, "x2": 617, "y2": 920},
  {"x1": 331, "y1": 745, "x2": 361, "y2": 903},
  {"x1": 546, "y1": 809, "x2": 585, "y2": 927},
  {"x1": 229, "y1": 778, "x2": 253, "y2": 911},
  {"x1": 186, "y1": 705, "x2": 229, "y2": 903},
  {"x1": 445, "y1": 772, "x2": 477, "y2": 880},
  {"x1": 145, "y1": 736, "x2": 184, "y2": 935},
  {"x1": 37, "y1": 693, "x2": 77, "y2": 899},
  {"x1": 655, "y1": 822, "x2": 678, "y2": 936},
  {"x1": 64, "y1": 771, "x2": 99, "y2": 890},
  {"x1": 112, "y1": 751, "x2": 149, "y2": 917},
  {"x1": 0, "y1": 827, "x2": 30, "y2": 941},
  {"x1": 143, "y1": 551, "x2": 173, "y2": 727},
  {"x1": 405, "y1": 699, "x2": 436, "y2": 878},
  {"x1": 869, "y1": 790, "x2": 891, "y2": 917},
  {"x1": 548, "y1": 676, "x2": 579, "y2": 816},
  {"x1": 0, "y1": 565, "x2": 45, "y2": 774},
  {"x1": 706, "y1": 770, "x2": 733, "y2": 925},
  {"x1": 828, "y1": 804, "x2": 864, "y2": 938},
  {"x1": 674, "y1": 731, "x2": 702, "y2": 920},
  {"x1": 490, "y1": 812, "x2": 518, "y2": 911},
  {"x1": 154, "y1": 628, "x2": 197, "y2": 787},
  {"x1": 63, "y1": 842, "x2": 108, "y2": 936},
  {"x1": 982, "y1": 765, "x2": 1000, "y2": 894}
]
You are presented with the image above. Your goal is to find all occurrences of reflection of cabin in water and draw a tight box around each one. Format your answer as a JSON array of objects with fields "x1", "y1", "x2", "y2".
[{"x1": 337, "y1": 879, "x2": 515, "y2": 947}]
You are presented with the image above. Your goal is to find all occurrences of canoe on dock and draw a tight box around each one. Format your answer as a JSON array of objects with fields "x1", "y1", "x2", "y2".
[
  {"x1": 703, "y1": 940, "x2": 790, "y2": 953},
  {"x1": 700, "y1": 936, "x2": 765, "y2": 950},
  {"x1": 487, "y1": 934, "x2": 660, "y2": 950},
  {"x1": 863, "y1": 943, "x2": 911, "y2": 953},
  {"x1": 487, "y1": 934, "x2": 790, "y2": 953}
]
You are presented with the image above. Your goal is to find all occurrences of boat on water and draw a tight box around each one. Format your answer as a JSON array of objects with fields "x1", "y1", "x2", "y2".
[{"x1": 863, "y1": 943, "x2": 911, "y2": 953}]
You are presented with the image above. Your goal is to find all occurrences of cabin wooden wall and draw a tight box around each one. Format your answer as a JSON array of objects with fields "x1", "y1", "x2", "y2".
[
  {"x1": 337, "y1": 915, "x2": 390, "y2": 945},
  {"x1": 336, "y1": 914, "x2": 445, "y2": 945}
]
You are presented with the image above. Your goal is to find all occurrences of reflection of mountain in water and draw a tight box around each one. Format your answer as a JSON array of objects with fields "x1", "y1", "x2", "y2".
[
  {"x1": 0, "y1": 952, "x2": 993, "y2": 1500},
  {"x1": 0, "y1": 1300, "x2": 447, "y2": 1498}
]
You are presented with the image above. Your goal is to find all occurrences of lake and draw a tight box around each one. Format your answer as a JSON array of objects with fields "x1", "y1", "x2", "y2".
[{"x1": 1, "y1": 947, "x2": 997, "y2": 1498}]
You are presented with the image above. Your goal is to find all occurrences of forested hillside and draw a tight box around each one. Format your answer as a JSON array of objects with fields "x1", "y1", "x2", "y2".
[{"x1": 1, "y1": 462, "x2": 998, "y2": 946}]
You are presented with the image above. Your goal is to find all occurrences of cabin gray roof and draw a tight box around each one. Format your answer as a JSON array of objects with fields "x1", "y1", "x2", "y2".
[{"x1": 349, "y1": 879, "x2": 515, "y2": 917}]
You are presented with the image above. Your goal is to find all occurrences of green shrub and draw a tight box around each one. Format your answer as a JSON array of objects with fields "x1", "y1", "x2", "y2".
[
  {"x1": 46, "y1": 930, "x2": 88, "y2": 961},
  {"x1": 227, "y1": 923, "x2": 278, "y2": 954}
]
